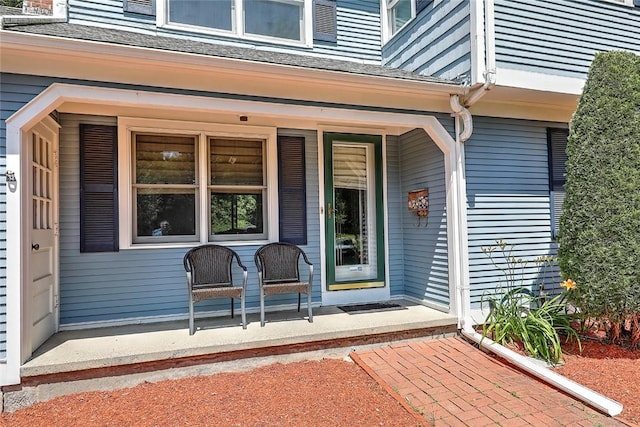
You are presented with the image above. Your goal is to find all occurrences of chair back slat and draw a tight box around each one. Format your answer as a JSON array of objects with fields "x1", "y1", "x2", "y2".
[
  {"x1": 256, "y1": 243, "x2": 301, "y2": 282},
  {"x1": 185, "y1": 245, "x2": 234, "y2": 286}
]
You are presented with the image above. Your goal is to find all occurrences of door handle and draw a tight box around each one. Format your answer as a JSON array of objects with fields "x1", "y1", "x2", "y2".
[
  {"x1": 32, "y1": 243, "x2": 40, "y2": 251},
  {"x1": 327, "y1": 203, "x2": 333, "y2": 219}
]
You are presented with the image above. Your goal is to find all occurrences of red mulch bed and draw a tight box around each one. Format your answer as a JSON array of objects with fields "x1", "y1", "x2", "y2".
[
  {"x1": 1, "y1": 359, "x2": 422, "y2": 427},
  {"x1": 2, "y1": 339, "x2": 638, "y2": 426},
  {"x1": 557, "y1": 338, "x2": 640, "y2": 425}
]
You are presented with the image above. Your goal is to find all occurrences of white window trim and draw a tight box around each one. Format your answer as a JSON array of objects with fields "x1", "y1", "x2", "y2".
[
  {"x1": 157, "y1": 0, "x2": 314, "y2": 48},
  {"x1": 117, "y1": 117, "x2": 278, "y2": 249},
  {"x1": 381, "y1": 0, "x2": 416, "y2": 44}
]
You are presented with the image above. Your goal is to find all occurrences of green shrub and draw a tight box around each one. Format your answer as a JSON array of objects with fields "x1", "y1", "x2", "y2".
[
  {"x1": 558, "y1": 51, "x2": 640, "y2": 346},
  {"x1": 481, "y1": 240, "x2": 580, "y2": 365}
]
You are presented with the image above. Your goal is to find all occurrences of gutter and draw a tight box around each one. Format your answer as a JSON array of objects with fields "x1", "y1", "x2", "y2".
[
  {"x1": 0, "y1": 16, "x2": 66, "y2": 28},
  {"x1": 449, "y1": 0, "x2": 623, "y2": 418}
]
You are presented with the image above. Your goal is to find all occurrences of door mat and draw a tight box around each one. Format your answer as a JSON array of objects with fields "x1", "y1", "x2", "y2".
[{"x1": 337, "y1": 302, "x2": 407, "y2": 314}]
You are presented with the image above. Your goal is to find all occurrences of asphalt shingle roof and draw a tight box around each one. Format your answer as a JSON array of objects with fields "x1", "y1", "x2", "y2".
[
  {"x1": 0, "y1": 6, "x2": 22, "y2": 15},
  {"x1": 3, "y1": 18, "x2": 458, "y2": 86}
]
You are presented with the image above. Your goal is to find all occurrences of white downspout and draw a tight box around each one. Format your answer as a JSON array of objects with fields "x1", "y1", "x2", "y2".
[
  {"x1": 465, "y1": 0, "x2": 496, "y2": 108},
  {"x1": 460, "y1": 331, "x2": 623, "y2": 416},
  {"x1": 453, "y1": 1, "x2": 623, "y2": 417}
]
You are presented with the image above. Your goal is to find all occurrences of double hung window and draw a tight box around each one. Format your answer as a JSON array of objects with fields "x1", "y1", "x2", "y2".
[
  {"x1": 386, "y1": 0, "x2": 413, "y2": 37},
  {"x1": 166, "y1": 0, "x2": 307, "y2": 43},
  {"x1": 134, "y1": 133, "x2": 198, "y2": 243},
  {"x1": 120, "y1": 119, "x2": 276, "y2": 247},
  {"x1": 209, "y1": 138, "x2": 266, "y2": 240}
]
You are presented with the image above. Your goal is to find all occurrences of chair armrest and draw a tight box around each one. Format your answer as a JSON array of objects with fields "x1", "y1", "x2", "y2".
[{"x1": 233, "y1": 253, "x2": 248, "y2": 271}]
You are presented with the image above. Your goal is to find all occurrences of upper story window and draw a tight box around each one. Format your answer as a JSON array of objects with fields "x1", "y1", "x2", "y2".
[
  {"x1": 165, "y1": 0, "x2": 310, "y2": 44},
  {"x1": 386, "y1": 0, "x2": 413, "y2": 36}
]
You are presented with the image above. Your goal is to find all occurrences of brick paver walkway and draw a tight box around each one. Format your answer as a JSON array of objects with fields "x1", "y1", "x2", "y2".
[{"x1": 352, "y1": 336, "x2": 625, "y2": 426}]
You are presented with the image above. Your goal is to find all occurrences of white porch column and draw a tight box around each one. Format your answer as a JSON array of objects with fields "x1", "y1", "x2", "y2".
[{"x1": 3, "y1": 122, "x2": 23, "y2": 386}]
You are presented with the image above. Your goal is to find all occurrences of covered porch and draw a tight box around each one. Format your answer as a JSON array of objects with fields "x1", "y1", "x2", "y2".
[{"x1": 4, "y1": 78, "x2": 471, "y2": 388}]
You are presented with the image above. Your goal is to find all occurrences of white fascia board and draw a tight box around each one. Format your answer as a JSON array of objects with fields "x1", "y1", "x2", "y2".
[
  {"x1": 0, "y1": 30, "x2": 465, "y2": 99},
  {"x1": 497, "y1": 67, "x2": 585, "y2": 95}
]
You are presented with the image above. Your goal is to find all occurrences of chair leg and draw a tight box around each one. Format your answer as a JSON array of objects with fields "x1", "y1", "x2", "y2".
[
  {"x1": 297, "y1": 293, "x2": 301, "y2": 312},
  {"x1": 307, "y1": 290, "x2": 313, "y2": 323},
  {"x1": 241, "y1": 295, "x2": 247, "y2": 329},
  {"x1": 260, "y1": 287, "x2": 266, "y2": 327},
  {"x1": 231, "y1": 298, "x2": 235, "y2": 319},
  {"x1": 189, "y1": 295, "x2": 195, "y2": 335}
]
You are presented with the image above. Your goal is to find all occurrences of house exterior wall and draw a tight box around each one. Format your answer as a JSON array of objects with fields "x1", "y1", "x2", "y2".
[
  {"x1": 1, "y1": 72, "x2": 437, "y2": 332},
  {"x1": 397, "y1": 128, "x2": 450, "y2": 308},
  {"x1": 494, "y1": 0, "x2": 640, "y2": 79},
  {"x1": 385, "y1": 135, "x2": 405, "y2": 297},
  {"x1": 382, "y1": 0, "x2": 471, "y2": 82},
  {"x1": 465, "y1": 116, "x2": 563, "y2": 307},
  {"x1": 68, "y1": 0, "x2": 383, "y2": 62},
  {"x1": 59, "y1": 113, "x2": 322, "y2": 326}
]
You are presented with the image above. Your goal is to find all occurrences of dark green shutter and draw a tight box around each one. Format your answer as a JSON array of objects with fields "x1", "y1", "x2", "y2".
[
  {"x1": 80, "y1": 124, "x2": 119, "y2": 252},
  {"x1": 124, "y1": 0, "x2": 155, "y2": 16},
  {"x1": 314, "y1": 0, "x2": 337, "y2": 42},
  {"x1": 547, "y1": 128, "x2": 569, "y2": 238},
  {"x1": 278, "y1": 136, "x2": 307, "y2": 245}
]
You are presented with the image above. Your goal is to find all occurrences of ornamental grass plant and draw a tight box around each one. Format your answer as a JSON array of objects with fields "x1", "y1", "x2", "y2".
[{"x1": 481, "y1": 240, "x2": 580, "y2": 365}]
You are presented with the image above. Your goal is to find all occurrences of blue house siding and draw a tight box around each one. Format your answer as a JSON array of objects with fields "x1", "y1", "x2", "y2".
[
  {"x1": 385, "y1": 136, "x2": 404, "y2": 296},
  {"x1": 382, "y1": 0, "x2": 471, "y2": 82},
  {"x1": 0, "y1": 74, "x2": 53, "y2": 359},
  {"x1": 494, "y1": 0, "x2": 640, "y2": 79},
  {"x1": 465, "y1": 117, "x2": 563, "y2": 307},
  {"x1": 68, "y1": 0, "x2": 383, "y2": 62},
  {"x1": 59, "y1": 115, "x2": 321, "y2": 325},
  {"x1": 398, "y1": 129, "x2": 449, "y2": 307}
]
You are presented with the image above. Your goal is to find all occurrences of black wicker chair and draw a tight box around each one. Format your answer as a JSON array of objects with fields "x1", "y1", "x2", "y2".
[
  {"x1": 183, "y1": 245, "x2": 248, "y2": 334},
  {"x1": 254, "y1": 242, "x2": 313, "y2": 327}
]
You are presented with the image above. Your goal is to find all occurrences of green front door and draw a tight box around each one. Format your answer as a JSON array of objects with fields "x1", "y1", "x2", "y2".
[{"x1": 324, "y1": 133, "x2": 385, "y2": 291}]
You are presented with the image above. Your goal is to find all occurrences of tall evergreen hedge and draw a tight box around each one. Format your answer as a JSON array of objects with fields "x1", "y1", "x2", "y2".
[{"x1": 558, "y1": 51, "x2": 640, "y2": 345}]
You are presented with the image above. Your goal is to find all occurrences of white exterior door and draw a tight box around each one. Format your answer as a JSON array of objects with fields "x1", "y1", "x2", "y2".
[{"x1": 26, "y1": 121, "x2": 59, "y2": 355}]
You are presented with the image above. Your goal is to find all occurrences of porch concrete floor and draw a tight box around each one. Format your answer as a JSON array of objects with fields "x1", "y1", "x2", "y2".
[{"x1": 22, "y1": 301, "x2": 457, "y2": 379}]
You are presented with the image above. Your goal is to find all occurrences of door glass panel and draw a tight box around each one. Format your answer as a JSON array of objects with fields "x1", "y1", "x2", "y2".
[
  {"x1": 332, "y1": 144, "x2": 377, "y2": 282},
  {"x1": 32, "y1": 133, "x2": 53, "y2": 231}
]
